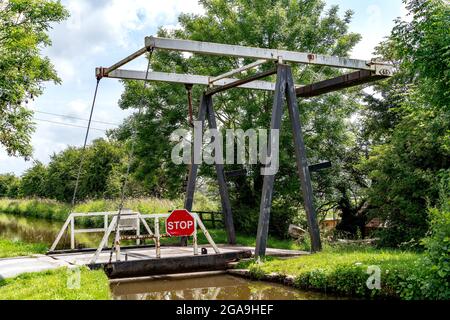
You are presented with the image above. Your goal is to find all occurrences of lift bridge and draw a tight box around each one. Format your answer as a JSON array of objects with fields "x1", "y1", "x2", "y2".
[{"x1": 48, "y1": 37, "x2": 393, "y2": 278}]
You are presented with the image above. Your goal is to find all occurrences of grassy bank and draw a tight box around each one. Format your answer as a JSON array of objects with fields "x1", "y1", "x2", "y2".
[
  {"x1": 0, "y1": 197, "x2": 217, "y2": 222},
  {"x1": 0, "y1": 267, "x2": 111, "y2": 300},
  {"x1": 0, "y1": 238, "x2": 47, "y2": 258},
  {"x1": 237, "y1": 245, "x2": 440, "y2": 300},
  {"x1": 0, "y1": 198, "x2": 301, "y2": 250}
]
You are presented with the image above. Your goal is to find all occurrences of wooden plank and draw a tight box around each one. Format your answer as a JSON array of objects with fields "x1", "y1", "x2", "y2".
[
  {"x1": 193, "y1": 214, "x2": 220, "y2": 254},
  {"x1": 183, "y1": 95, "x2": 209, "y2": 246},
  {"x1": 296, "y1": 70, "x2": 388, "y2": 98},
  {"x1": 255, "y1": 65, "x2": 286, "y2": 258},
  {"x1": 286, "y1": 65, "x2": 322, "y2": 252},
  {"x1": 49, "y1": 214, "x2": 73, "y2": 251}
]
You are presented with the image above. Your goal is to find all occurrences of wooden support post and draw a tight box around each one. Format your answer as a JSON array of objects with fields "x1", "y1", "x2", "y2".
[
  {"x1": 255, "y1": 64, "x2": 322, "y2": 257},
  {"x1": 155, "y1": 218, "x2": 161, "y2": 259},
  {"x1": 285, "y1": 66, "x2": 322, "y2": 252},
  {"x1": 136, "y1": 217, "x2": 141, "y2": 246},
  {"x1": 205, "y1": 95, "x2": 236, "y2": 244},
  {"x1": 193, "y1": 219, "x2": 199, "y2": 256},
  {"x1": 255, "y1": 65, "x2": 286, "y2": 258},
  {"x1": 103, "y1": 215, "x2": 108, "y2": 248},
  {"x1": 193, "y1": 213, "x2": 220, "y2": 254},
  {"x1": 70, "y1": 216, "x2": 75, "y2": 250},
  {"x1": 183, "y1": 95, "x2": 208, "y2": 246},
  {"x1": 90, "y1": 216, "x2": 117, "y2": 264},
  {"x1": 50, "y1": 214, "x2": 73, "y2": 252}
]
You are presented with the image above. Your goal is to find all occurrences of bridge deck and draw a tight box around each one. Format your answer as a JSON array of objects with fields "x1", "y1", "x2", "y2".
[{"x1": 0, "y1": 245, "x2": 308, "y2": 279}]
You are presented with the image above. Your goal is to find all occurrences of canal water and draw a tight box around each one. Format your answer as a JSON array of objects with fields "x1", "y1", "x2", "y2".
[
  {"x1": 0, "y1": 213, "x2": 101, "y2": 249},
  {"x1": 111, "y1": 274, "x2": 341, "y2": 300}
]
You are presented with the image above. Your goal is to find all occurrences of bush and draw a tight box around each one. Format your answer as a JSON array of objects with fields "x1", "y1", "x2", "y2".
[
  {"x1": 233, "y1": 205, "x2": 296, "y2": 238},
  {"x1": 419, "y1": 191, "x2": 450, "y2": 299}
]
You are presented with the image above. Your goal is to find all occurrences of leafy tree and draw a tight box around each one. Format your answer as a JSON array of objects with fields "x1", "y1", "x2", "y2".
[
  {"x1": 20, "y1": 160, "x2": 48, "y2": 197},
  {"x1": 0, "y1": 173, "x2": 21, "y2": 198},
  {"x1": 0, "y1": 0, "x2": 68, "y2": 158},
  {"x1": 43, "y1": 138, "x2": 127, "y2": 202},
  {"x1": 117, "y1": 0, "x2": 364, "y2": 237},
  {"x1": 362, "y1": 0, "x2": 450, "y2": 247}
]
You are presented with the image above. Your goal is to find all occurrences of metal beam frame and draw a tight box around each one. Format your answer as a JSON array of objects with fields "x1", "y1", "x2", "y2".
[
  {"x1": 103, "y1": 69, "x2": 280, "y2": 91},
  {"x1": 184, "y1": 95, "x2": 237, "y2": 245},
  {"x1": 255, "y1": 64, "x2": 322, "y2": 257},
  {"x1": 209, "y1": 59, "x2": 268, "y2": 85},
  {"x1": 94, "y1": 36, "x2": 394, "y2": 257},
  {"x1": 296, "y1": 69, "x2": 391, "y2": 98},
  {"x1": 145, "y1": 36, "x2": 376, "y2": 71}
]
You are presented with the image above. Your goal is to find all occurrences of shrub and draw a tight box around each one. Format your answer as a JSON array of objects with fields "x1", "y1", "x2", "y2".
[{"x1": 419, "y1": 190, "x2": 450, "y2": 299}]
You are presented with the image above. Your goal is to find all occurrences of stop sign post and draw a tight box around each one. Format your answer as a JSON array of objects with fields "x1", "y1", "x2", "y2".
[{"x1": 166, "y1": 209, "x2": 196, "y2": 237}]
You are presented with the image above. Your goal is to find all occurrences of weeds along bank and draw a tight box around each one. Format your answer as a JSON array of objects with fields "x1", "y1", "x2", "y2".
[
  {"x1": 0, "y1": 238, "x2": 47, "y2": 258},
  {"x1": 0, "y1": 267, "x2": 111, "y2": 300},
  {"x1": 0, "y1": 196, "x2": 217, "y2": 223}
]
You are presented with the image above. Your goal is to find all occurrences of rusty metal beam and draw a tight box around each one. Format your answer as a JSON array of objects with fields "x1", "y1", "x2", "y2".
[
  {"x1": 296, "y1": 70, "x2": 389, "y2": 98},
  {"x1": 205, "y1": 68, "x2": 277, "y2": 96}
]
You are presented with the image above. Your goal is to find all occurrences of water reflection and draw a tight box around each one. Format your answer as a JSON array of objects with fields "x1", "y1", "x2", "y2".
[
  {"x1": 0, "y1": 213, "x2": 101, "y2": 248},
  {"x1": 111, "y1": 274, "x2": 337, "y2": 300}
]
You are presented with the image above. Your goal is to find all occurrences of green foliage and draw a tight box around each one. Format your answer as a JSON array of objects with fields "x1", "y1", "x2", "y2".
[
  {"x1": 0, "y1": 173, "x2": 21, "y2": 198},
  {"x1": 0, "y1": 237, "x2": 47, "y2": 258},
  {"x1": 419, "y1": 183, "x2": 450, "y2": 299},
  {"x1": 19, "y1": 161, "x2": 47, "y2": 197},
  {"x1": 0, "y1": 0, "x2": 69, "y2": 157},
  {"x1": 0, "y1": 267, "x2": 111, "y2": 300},
  {"x1": 242, "y1": 246, "x2": 448, "y2": 299},
  {"x1": 362, "y1": 0, "x2": 450, "y2": 246},
  {"x1": 116, "y1": 0, "x2": 365, "y2": 237},
  {"x1": 17, "y1": 138, "x2": 130, "y2": 202},
  {"x1": 0, "y1": 198, "x2": 71, "y2": 221}
]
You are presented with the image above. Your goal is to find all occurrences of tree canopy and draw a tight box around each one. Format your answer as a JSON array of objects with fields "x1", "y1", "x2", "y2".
[
  {"x1": 0, "y1": 0, "x2": 68, "y2": 158},
  {"x1": 115, "y1": 0, "x2": 364, "y2": 236}
]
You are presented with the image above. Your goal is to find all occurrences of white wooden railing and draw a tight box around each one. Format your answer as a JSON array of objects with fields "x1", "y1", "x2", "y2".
[{"x1": 50, "y1": 211, "x2": 220, "y2": 264}]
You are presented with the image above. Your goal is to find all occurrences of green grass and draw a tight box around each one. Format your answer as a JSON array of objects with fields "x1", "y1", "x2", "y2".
[
  {"x1": 0, "y1": 198, "x2": 301, "y2": 250},
  {"x1": 237, "y1": 245, "x2": 431, "y2": 299},
  {"x1": 0, "y1": 238, "x2": 47, "y2": 258},
  {"x1": 0, "y1": 267, "x2": 111, "y2": 300},
  {"x1": 154, "y1": 228, "x2": 301, "y2": 249},
  {"x1": 0, "y1": 196, "x2": 217, "y2": 223}
]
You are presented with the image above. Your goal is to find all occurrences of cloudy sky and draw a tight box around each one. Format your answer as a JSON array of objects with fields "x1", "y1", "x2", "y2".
[{"x1": 0, "y1": 0, "x2": 409, "y2": 175}]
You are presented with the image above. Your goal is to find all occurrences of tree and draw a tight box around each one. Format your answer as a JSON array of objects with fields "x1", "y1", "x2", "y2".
[
  {"x1": 20, "y1": 160, "x2": 48, "y2": 197},
  {"x1": 0, "y1": 0, "x2": 68, "y2": 158},
  {"x1": 0, "y1": 173, "x2": 20, "y2": 198},
  {"x1": 117, "y1": 0, "x2": 364, "y2": 237},
  {"x1": 44, "y1": 138, "x2": 127, "y2": 202},
  {"x1": 362, "y1": 0, "x2": 450, "y2": 247}
]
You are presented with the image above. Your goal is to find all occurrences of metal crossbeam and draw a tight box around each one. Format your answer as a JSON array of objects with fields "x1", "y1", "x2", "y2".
[
  {"x1": 209, "y1": 59, "x2": 268, "y2": 84},
  {"x1": 296, "y1": 70, "x2": 391, "y2": 98},
  {"x1": 103, "y1": 69, "x2": 280, "y2": 91},
  {"x1": 146, "y1": 36, "x2": 374, "y2": 70}
]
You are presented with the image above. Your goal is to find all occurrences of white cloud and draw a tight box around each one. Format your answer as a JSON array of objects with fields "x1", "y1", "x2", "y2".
[{"x1": 350, "y1": 4, "x2": 392, "y2": 60}]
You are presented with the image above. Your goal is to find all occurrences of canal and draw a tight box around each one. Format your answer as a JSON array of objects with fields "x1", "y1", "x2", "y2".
[
  {"x1": 0, "y1": 212, "x2": 102, "y2": 249},
  {"x1": 111, "y1": 273, "x2": 341, "y2": 300},
  {"x1": 1, "y1": 213, "x2": 343, "y2": 300}
]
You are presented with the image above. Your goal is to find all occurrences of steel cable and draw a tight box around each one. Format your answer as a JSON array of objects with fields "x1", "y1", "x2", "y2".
[{"x1": 108, "y1": 50, "x2": 153, "y2": 263}]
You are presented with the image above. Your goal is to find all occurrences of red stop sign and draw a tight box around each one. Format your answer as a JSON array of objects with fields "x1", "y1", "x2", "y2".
[{"x1": 166, "y1": 209, "x2": 196, "y2": 237}]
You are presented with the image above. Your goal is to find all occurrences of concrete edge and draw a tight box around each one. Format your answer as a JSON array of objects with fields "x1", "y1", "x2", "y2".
[
  {"x1": 226, "y1": 269, "x2": 296, "y2": 286},
  {"x1": 109, "y1": 270, "x2": 228, "y2": 284}
]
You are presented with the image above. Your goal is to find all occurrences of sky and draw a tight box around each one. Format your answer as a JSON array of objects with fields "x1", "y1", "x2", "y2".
[{"x1": 0, "y1": 0, "x2": 410, "y2": 176}]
